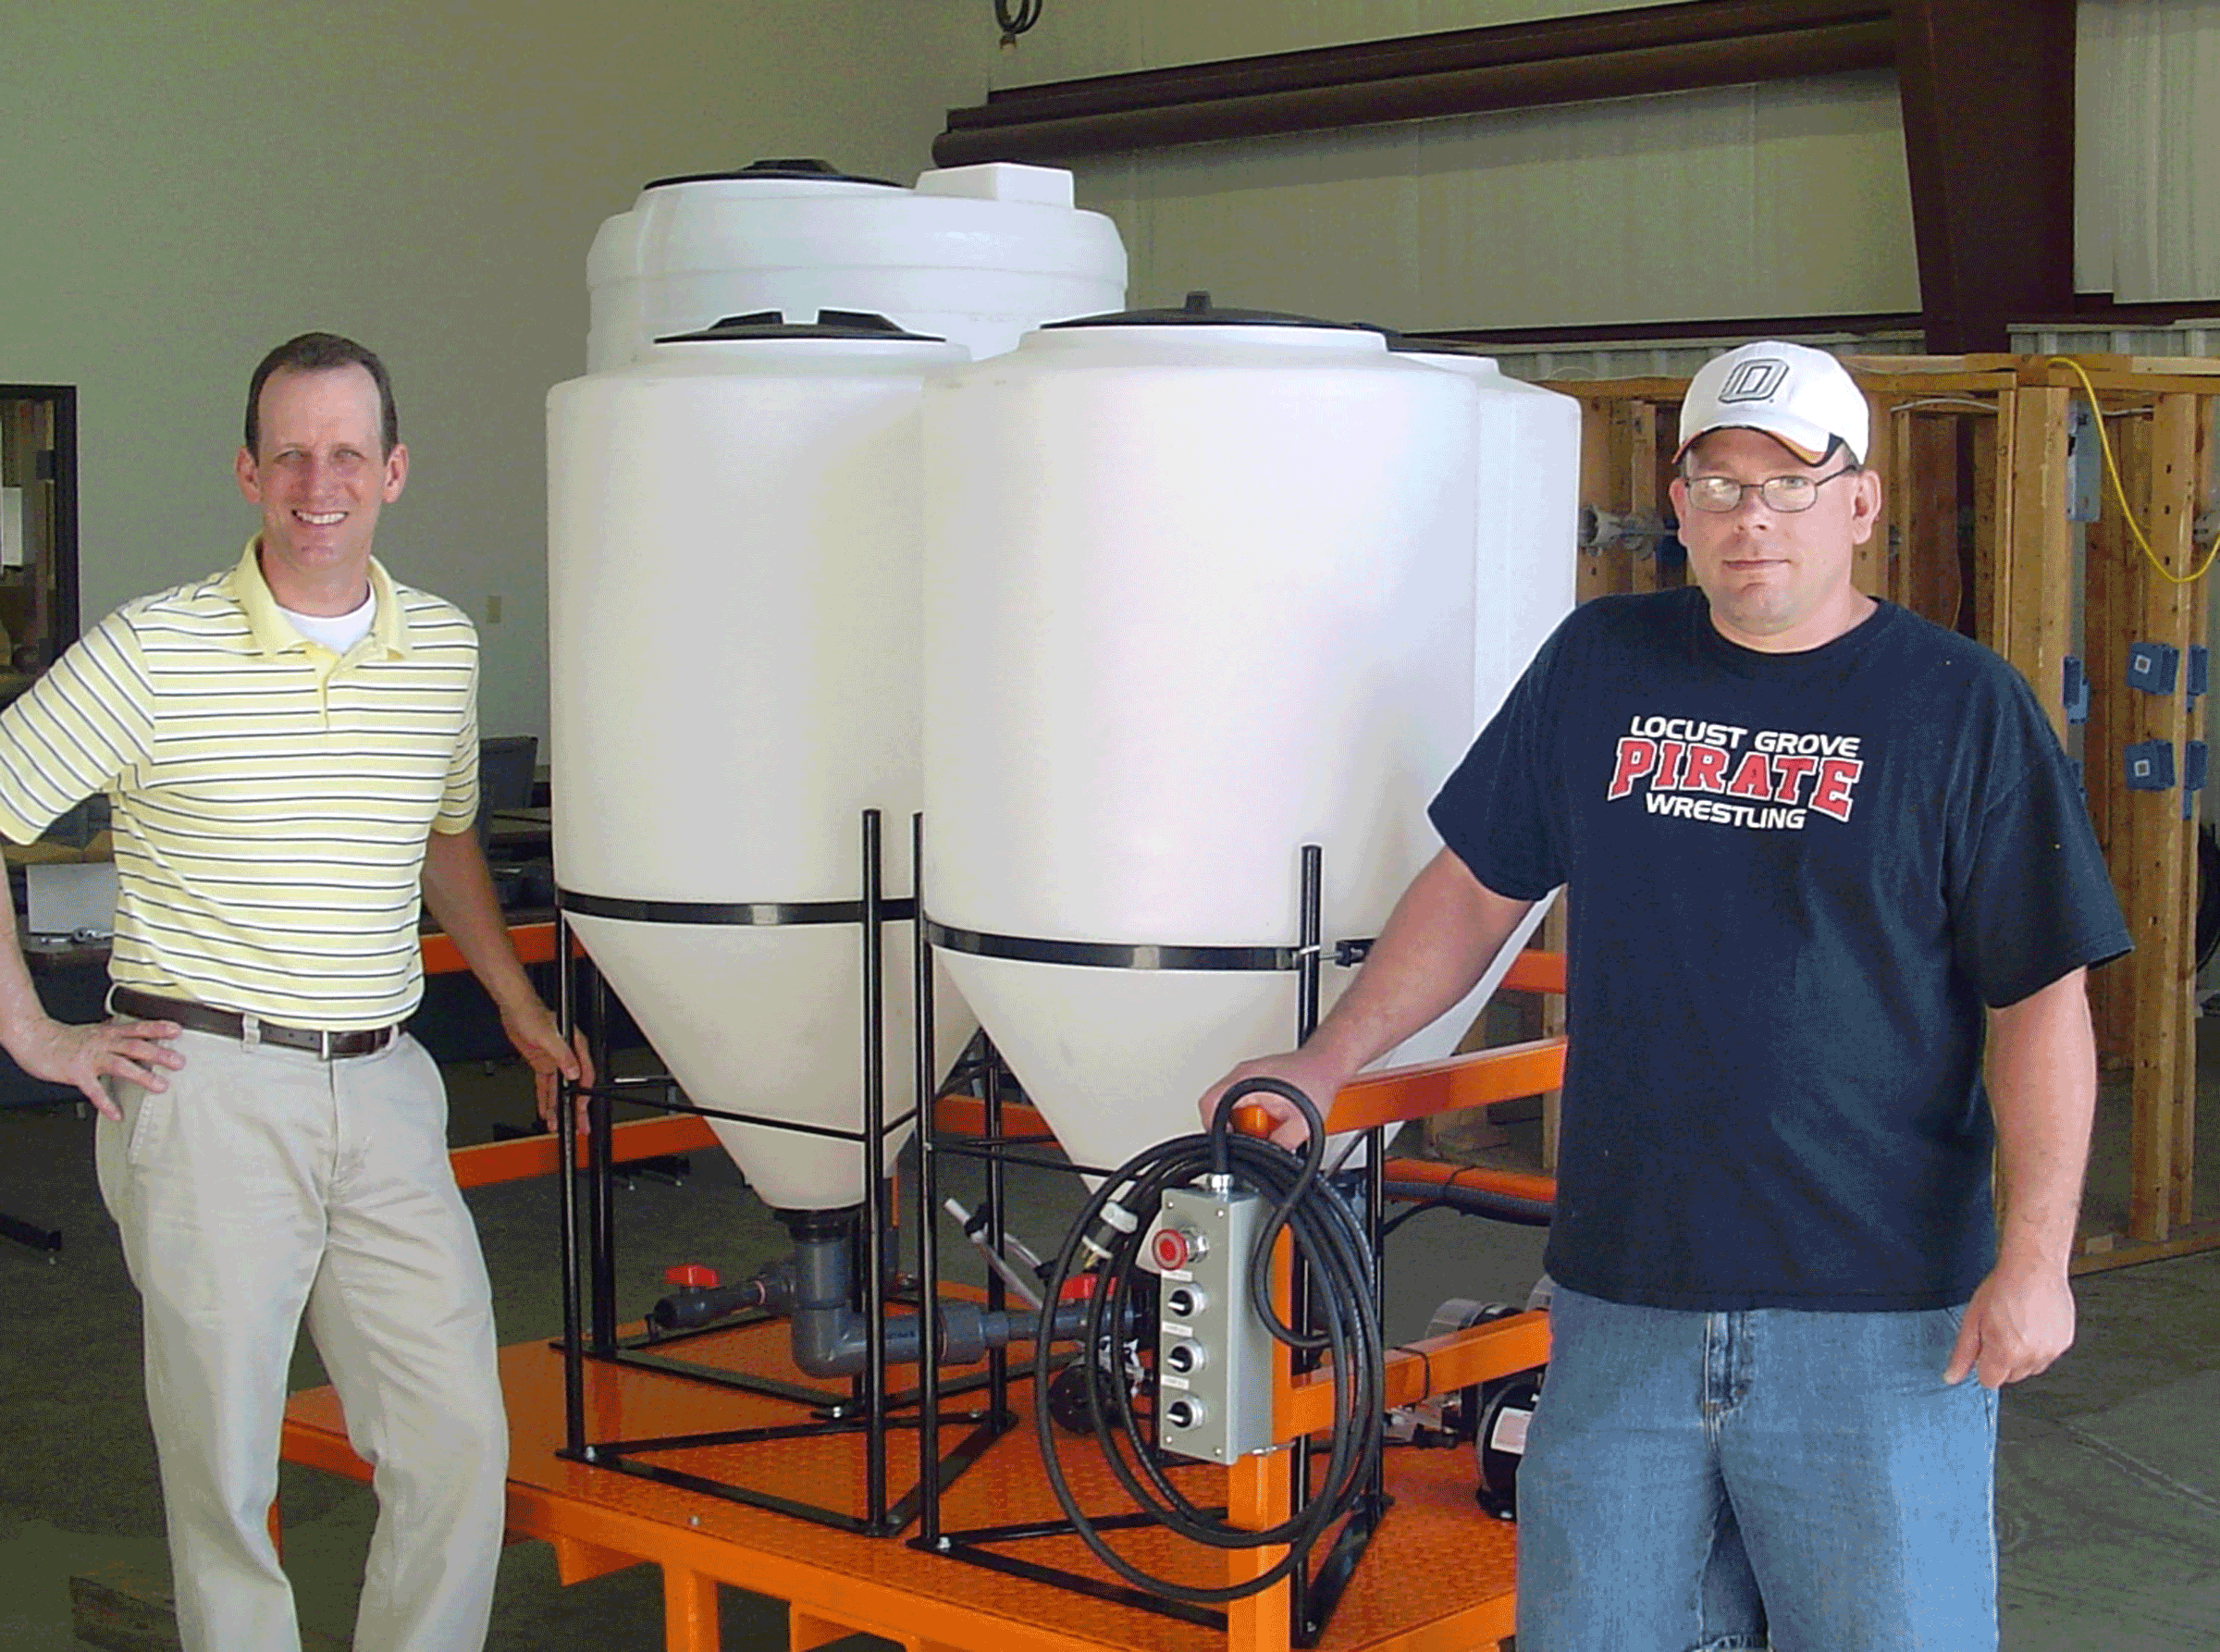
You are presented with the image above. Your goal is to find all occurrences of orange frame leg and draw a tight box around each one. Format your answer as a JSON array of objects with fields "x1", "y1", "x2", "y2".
[{"x1": 663, "y1": 1563, "x2": 720, "y2": 1652}]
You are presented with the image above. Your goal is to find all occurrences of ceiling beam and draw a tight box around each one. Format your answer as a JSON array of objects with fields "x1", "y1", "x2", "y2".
[
  {"x1": 936, "y1": 0, "x2": 2078, "y2": 351},
  {"x1": 1893, "y1": 0, "x2": 2077, "y2": 352},
  {"x1": 936, "y1": 1, "x2": 1892, "y2": 166}
]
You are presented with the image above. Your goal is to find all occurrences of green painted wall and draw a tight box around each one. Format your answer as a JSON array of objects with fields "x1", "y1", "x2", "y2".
[{"x1": 0, "y1": 0, "x2": 982, "y2": 740}]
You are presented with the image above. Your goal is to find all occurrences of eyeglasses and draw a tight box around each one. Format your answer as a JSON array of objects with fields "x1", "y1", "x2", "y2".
[{"x1": 1683, "y1": 466, "x2": 1857, "y2": 514}]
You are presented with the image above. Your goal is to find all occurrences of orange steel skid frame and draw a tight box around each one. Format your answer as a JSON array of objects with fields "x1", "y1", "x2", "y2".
[{"x1": 278, "y1": 936, "x2": 1563, "y2": 1652}]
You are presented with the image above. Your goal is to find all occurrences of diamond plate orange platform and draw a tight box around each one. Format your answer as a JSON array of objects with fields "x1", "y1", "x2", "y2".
[
  {"x1": 279, "y1": 1318, "x2": 1523, "y2": 1652},
  {"x1": 283, "y1": 938, "x2": 1563, "y2": 1648}
]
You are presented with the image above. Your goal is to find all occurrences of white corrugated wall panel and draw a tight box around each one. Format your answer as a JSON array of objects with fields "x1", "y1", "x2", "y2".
[
  {"x1": 2078, "y1": 0, "x2": 2220, "y2": 303},
  {"x1": 1070, "y1": 73, "x2": 1917, "y2": 332},
  {"x1": 987, "y1": 0, "x2": 2220, "y2": 322}
]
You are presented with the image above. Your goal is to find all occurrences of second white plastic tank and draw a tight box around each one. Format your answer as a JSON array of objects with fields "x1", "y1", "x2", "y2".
[
  {"x1": 1381, "y1": 346, "x2": 1584, "y2": 1060},
  {"x1": 1393, "y1": 347, "x2": 1582, "y2": 730},
  {"x1": 920, "y1": 295, "x2": 1489, "y2": 1175}
]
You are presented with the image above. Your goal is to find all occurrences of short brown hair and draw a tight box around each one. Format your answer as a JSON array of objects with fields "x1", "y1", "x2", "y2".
[{"x1": 243, "y1": 332, "x2": 399, "y2": 457}]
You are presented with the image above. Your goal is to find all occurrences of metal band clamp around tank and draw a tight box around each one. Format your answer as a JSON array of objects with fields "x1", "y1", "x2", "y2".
[
  {"x1": 923, "y1": 922, "x2": 1296, "y2": 972},
  {"x1": 563, "y1": 891, "x2": 917, "y2": 928}
]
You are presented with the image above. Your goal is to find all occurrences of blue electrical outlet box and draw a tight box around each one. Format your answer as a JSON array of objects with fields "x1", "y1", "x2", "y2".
[
  {"x1": 2190, "y1": 646, "x2": 2210, "y2": 700},
  {"x1": 2126, "y1": 740, "x2": 2177, "y2": 791},
  {"x1": 2128, "y1": 642, "x2": 2180, "y2": 695}
]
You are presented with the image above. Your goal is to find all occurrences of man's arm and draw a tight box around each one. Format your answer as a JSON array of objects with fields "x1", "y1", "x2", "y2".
[
  {"x1": 419, "y1": 825, "x2": 589, "y2": 1126},
  {"x1": 0, "y1": 870, "x2": 182, "y2": 1119},
  {"x1": 1197, "y1": 847, "x2": 1538, "y2": 1147},
  {"x1": 1944, "y1": 966, "x2": 2096, "y2": 1388}
]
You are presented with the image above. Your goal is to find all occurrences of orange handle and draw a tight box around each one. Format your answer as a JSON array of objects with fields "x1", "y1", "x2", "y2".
[{"x1": 1230, "y1": 1100, "x2": 1277, "y2": 1138}]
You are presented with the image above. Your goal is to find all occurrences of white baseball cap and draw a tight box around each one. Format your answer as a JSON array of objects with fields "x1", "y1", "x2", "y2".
[{"x1": 1676, "y1": 339, "x2": 1869, "y2": 465}]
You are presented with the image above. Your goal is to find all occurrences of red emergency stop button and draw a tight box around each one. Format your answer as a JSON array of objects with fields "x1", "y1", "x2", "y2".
[
  {"x1": 1153, "y1": 1227, "x2": 1205, "y2": 1271},
  {"x1": 665, "y1": 1264, "x2": 719, "y2": 1289}
]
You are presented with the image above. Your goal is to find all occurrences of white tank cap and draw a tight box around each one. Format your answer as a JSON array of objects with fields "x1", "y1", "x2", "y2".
[{"x1": 916, "y1": 162, "x2": 1077, "y2": 206}]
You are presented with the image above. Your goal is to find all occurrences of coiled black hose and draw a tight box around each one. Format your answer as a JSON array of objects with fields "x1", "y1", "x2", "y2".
[{"x1": 1030, "y1": 1078, "x2": 1385, "y2": 1604}]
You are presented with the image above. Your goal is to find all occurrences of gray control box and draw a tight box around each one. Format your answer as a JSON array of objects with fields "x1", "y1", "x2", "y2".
[{"x1": 1155, "y1": 1184, "x2": 1275, "y2": 1463}]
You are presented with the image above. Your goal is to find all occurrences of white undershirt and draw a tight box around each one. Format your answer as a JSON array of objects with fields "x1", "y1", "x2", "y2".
[{"x1": 278, "y1": 587, "x2": 376, "y2": 654}]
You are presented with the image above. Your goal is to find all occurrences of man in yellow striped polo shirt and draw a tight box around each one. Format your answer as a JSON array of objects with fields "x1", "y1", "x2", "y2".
[{"x1": 0, "y1": 333, "x2": 584, "y2": 1652}]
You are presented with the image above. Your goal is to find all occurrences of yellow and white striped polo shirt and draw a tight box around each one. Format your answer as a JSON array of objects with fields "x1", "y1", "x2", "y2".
[{"x1": 0, "y1": 541, "x2": 480, "y2": 1029}]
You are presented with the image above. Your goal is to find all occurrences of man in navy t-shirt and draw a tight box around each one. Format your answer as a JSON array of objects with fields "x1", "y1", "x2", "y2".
[{"x1": 1202, "y1": 340, "x2": 2128, "y2": 1650}]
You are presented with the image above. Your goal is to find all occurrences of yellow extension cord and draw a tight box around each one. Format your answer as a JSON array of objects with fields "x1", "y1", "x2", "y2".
[{"x1": 2046, "y1": 355, "x2": 2217, "y2": 586}]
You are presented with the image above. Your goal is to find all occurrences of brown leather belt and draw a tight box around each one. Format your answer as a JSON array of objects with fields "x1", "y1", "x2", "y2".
[{"x1": 111, "y1": 988, "x2": 400, "y2": 1060}]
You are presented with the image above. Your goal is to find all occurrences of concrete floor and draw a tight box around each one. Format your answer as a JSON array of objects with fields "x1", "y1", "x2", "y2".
[{"x1": 0, "y1": 1044, "x2": 2214, "y2": 1650}]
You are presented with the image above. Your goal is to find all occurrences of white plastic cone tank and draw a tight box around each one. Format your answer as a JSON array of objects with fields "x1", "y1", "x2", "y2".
[
  {"x1": 1393, "y1": 349, "x2": 1581, "y2": 731},
  {"x1": 921, "y1": 295, "x2": 1483, "y2": 1177},
  {"x1": 549, "y1": 314, "x2": 975, "y2": 1211},
  {"x1": 587, "y1": 158, "x2": 1128, "y2": 370},
  {"x1": 1379, "y1": 347, "x2": 1584, "y2": 1064}
]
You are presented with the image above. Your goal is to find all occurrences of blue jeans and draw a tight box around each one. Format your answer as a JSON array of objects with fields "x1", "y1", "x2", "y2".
[{"x1": 1515, "y1": 1285, "x2": 1999, "y2": 1651}]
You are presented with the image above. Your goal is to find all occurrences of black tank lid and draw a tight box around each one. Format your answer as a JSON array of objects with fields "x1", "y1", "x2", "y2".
[
  {"x1": 654, "y1": 309, "x2": 944, "y2": 345},
  {"x1": 643, "y1": 157, "x2": 903, "y2": 191},
  {"x1": 1044, "y1": 290, "x2": 1364, "y2": 331}
]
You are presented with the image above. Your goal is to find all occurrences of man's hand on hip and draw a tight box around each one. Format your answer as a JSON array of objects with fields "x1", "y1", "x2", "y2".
[
  {"x1": 1944, "y1": 1254, "x2": 2076, "y2": 1388},
  {"x1": 6, "y1": 1014, "x2": 183, "y2": 1121}
]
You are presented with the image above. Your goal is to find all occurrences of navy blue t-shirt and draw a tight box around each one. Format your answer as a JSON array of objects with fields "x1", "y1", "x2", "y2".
[{"x1": 1429, "y1": 589, "x2": 2129, "y2": 1311}]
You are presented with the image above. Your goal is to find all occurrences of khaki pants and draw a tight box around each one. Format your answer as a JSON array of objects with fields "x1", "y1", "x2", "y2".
[{"x1": 97, "y1": 1026, "x2": 506, "y2": 1652}]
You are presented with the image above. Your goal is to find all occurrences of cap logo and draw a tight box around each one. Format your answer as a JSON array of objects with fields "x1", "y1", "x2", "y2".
[{"x1": 1716, "y1": 358, "x2": 1791, "y2": 405}]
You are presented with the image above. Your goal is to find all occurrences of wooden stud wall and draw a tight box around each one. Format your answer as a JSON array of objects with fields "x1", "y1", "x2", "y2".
[
  {"x1": 1565, "y1": 357, "x2": 2220, "y2": 1271},
  {"x1": 2115, "y1": 394, "x2": 2211, "y2": 1243},
  {"x1": 1538, "y1": 898, "x2": 1568, "y2": 1171},
  {"x1": 2086, "y1": 418, "x2": 2136, "y2": 1063},
  {"x1": 1998, "y1": 385, "x2": 2074, "y2": 735},
  {"x1": 1573, "y1": 385, "x2": 1689, "y2": 605}
]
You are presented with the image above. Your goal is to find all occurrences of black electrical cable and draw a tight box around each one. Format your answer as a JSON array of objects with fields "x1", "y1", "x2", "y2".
[
  {"x1": 1378, "y1": 1196, "x2": 1448, "y2": 1240},
  {"x1": 995, "y1": 0, "x2": 1044, "y2": 42},
  {"x1": 1030, "y1": 1078, "x2": 1385, "y2": 1605},
  {"x1": 1377, "y1": 1175, "x2": 1554, "y2": 1238}
]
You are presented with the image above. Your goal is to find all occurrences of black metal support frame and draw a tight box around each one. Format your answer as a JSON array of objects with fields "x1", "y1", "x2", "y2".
[
  {"x1": 913, "y1": 834, "x2": 1390, "y2": 1643},
  {"x1": 551, "y1": 808, "x2": 1008, "y2": 1535}
]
